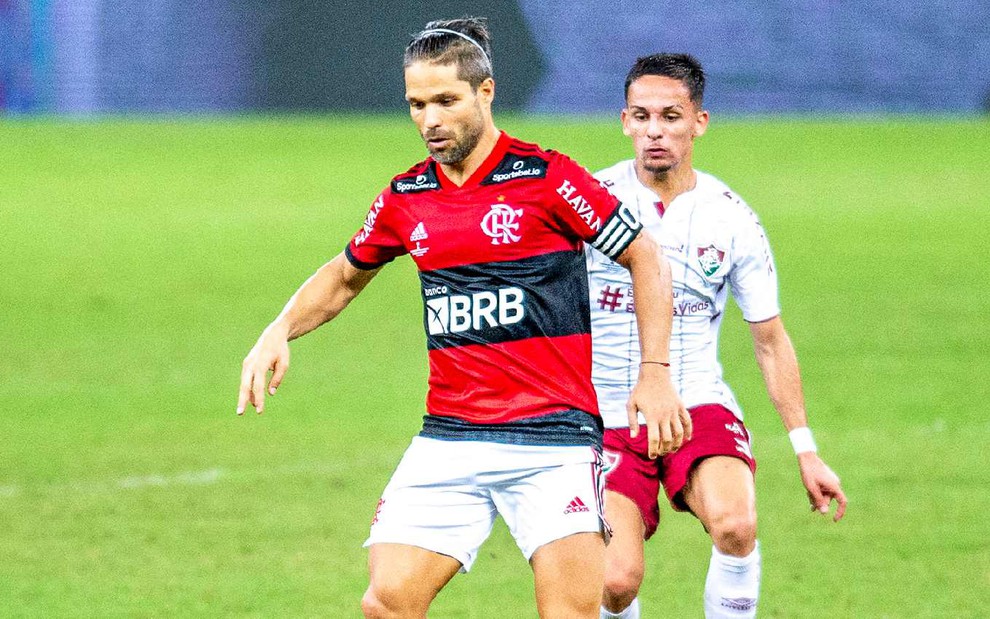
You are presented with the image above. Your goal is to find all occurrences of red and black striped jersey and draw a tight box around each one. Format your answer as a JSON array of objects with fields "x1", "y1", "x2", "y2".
[{"x1": 345, "y1": 132, "x2": 641, "y2": 443}]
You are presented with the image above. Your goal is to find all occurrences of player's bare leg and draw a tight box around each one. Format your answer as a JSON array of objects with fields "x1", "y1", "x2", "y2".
[
  {"x1": 362, "y1": 543, "x2": 461, "y2": 619},
  {"x1": 683, "y1": 456, "x2": 760, "y2": 618},
  {"x1": 600, "y1": 491, "x2": 645, "y2": 618},
  {"x1": 531, "y1": 532, "x2": 606, "y2": 619}
]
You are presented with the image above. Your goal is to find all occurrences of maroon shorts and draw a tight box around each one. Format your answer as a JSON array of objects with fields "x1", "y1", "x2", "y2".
[{"x1": 602, "y1": 404, "x2": 757, "y2": 539}]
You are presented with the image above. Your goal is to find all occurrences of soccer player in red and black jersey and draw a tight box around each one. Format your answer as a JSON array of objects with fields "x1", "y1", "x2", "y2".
[{"x1": 237, "y1": 17, "x2": 690, "y2": 618}]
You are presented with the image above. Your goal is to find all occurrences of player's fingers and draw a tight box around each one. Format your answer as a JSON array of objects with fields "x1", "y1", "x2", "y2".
[
  {"x1": 670, "y1": 414, "x2": 684, "y2": 452},
  {"x1": 680, "y1": 406, "x2": 693, "y2": 443},
  {"x1": 626, "y1": 399, "x2": 640, "y2": 438},
  {"x1": 647, "y1": 418, "x2": 660, "y2": 459},
  {"x1": 251, "y1": 368, "x2": 267, "y2": 414},
  {"x1": 660, "y1": 420, "x2": 673, "y2": 456},
  {"x1": 237, "y1": 366, "x2": 253, "y2": 415},
  {"x1": 833, "y1": 488, "x2": 848, "y2": 522},
  {"x1": 808, "y1": 483, "x2": 828, "y2": 514},
  {"x1": 269, "y1": 357, "x2": 289, "y2": 395}
]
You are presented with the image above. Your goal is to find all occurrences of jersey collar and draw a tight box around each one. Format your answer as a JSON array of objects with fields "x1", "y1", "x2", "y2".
[{"x1": 434, "y1": 130, "x2": 512, "y2": 191}]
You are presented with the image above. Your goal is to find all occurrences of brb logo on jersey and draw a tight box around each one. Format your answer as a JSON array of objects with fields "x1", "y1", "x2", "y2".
[
  {"x1": 425, "y1": 287, "x2": 526, "y2": 335},
  {"x1": 481, "y1": 204, "x2": 523, "y2": 245}
]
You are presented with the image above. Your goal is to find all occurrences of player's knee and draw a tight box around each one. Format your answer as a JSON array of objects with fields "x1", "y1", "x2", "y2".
[
  {"x1": 602, "y1": 558, "x2": 643, "y2": 611},
  {"x1": 710, "y1": 512, "x2": 758, "y2": 556},
  {"x1": 361, "y1": 583, "x2": 426, "y2": 619},
  {"x1": 360, "y1": 587, "x2": 393, "y2": 619}
]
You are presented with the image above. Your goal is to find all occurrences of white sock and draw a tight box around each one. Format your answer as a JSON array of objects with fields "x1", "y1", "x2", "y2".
[
  {"x1": 703, "y1": 542, "x2": 761, "y2": 618},
  {"x1": 600, "y1": 597, "x2": 640, "y2": 619}
]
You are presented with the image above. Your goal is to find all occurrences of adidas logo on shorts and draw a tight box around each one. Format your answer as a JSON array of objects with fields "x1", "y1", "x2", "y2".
[{"x1": 564, "y1": 496, "x2": 590, "y2": 515}]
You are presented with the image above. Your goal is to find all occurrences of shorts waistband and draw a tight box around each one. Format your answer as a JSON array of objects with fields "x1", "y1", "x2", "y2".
[{"x1": 419, "y1": 409, "x2": 603, "y2": 448}]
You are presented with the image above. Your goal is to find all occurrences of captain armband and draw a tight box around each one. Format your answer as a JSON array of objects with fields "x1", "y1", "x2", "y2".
[{"x1": 590, "y1": 202, "x2": 642, "y2": 259}]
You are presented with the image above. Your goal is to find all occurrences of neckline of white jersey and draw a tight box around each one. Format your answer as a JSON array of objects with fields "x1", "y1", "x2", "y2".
[{"x1": 626, "y1": 161, "x2": 706, "y2": 212}]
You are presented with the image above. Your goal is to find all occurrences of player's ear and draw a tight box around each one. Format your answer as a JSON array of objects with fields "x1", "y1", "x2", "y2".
[
  {"x1": 621, "y1": 108, "x2": 633, "y2": 137},
  {"x1": 477, "y1": 77, "x2": 495, "y2": 104},
  {"x1": 693, "y1": 109, "x2": 710, "y2": 138}
]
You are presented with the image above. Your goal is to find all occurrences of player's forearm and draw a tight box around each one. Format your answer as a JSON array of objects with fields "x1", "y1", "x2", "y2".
[
  {"x1": 270, "y1": 253, "x2": 374, "y2": 342},
  {"x1": 619, "y1": 233, "x2": 674, "y2": 364},
  {"x1": 752, "y1": 321, "x2": 809, "y2": 431}
]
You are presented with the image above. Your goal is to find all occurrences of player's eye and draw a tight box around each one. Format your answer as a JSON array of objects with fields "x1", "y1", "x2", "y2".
[{"x1": 665, "y1": 114, "x2": 680, "y2": 122}]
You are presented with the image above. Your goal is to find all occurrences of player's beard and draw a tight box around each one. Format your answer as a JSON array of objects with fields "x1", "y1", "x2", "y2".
[
  {"x1": 425, "y1": 103, "x2": 485, "y2": 165},
  {"x1": 643, "y1": 161, "x2": 674, "y2": 175}
]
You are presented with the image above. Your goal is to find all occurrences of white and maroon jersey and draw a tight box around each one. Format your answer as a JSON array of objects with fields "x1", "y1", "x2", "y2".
[
  {"x1": 345, "y1": 132, "x2": 642, "y2": 446},
  {"x1": 586, "y1": 160, "x2": 779, "y2": 427}
]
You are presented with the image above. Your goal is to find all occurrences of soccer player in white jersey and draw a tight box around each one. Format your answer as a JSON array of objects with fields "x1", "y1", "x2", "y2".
[{"x1": 590, "y1": 54, "x2": 848, "y2": 619}]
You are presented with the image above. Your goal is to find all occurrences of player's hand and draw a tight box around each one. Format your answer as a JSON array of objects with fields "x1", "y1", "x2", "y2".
[
  {"x1": 237, "y1": 324, "x2": 291, "y2": 415},
  {"x1": 626, "y1": 365, "x2": 692, "y2": 459},
  {"x1": 797, "y1": 452, "x2": 847, "y2": 522}
]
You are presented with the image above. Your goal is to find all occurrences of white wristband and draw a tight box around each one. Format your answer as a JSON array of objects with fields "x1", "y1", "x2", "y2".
[{"x1": 788, "y1": 427, "x2": 817, "y2": 454}]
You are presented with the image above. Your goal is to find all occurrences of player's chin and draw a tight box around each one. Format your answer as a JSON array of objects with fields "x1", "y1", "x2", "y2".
[
  {"x1": 643, "y1": 160, "x2": 675, "y2": 174},
  {"x1": 429, "y1": 146, "x2": 465, "y2": 165}
]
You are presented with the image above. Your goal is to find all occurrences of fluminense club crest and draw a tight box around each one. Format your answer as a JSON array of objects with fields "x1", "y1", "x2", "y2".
[{"x1": 697, "y1": 244, "x2": 726, "y2": 277}]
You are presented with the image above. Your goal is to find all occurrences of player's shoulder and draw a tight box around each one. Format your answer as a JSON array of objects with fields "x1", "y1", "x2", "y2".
[
  {"x1": 504, "y1": 134, "x2": 553, "y2": 161},
  {"x1": 389, "y1": 159, "x2": 441, "y2": 195},
  {"x1": 478, "y1": 134, "x2": 554, "y2": 186},
  {"x1": 593, "y1": 159, "x2": 636, "y2": 186},
  {"x1": 516, "y1": 137, "x2": 591, "y2": 179},
  {"x1": 694, "y1": 171, "x2": 760, "y2": 221}
]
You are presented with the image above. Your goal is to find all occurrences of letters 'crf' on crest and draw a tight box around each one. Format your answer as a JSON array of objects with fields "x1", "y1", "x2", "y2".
[{"x1": 481, "y1": 204, "x2": 523, "y2": 245}]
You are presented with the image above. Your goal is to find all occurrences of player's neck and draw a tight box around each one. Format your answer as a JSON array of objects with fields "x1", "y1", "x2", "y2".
[
  {"x1": 439, "y1": 124, "x2": 500, "y2": 186},
  {"x1": 636, "y1": 159, "x2": 697, "y2": 206}
]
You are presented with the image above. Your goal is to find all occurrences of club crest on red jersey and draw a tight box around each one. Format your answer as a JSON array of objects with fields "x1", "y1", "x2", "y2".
[
  {"x1": 481, "y1": 203, "x2": 523, "y2": 245},
  {"x1": 697, "y1": 244, "x2": 726, "y2": 277}
]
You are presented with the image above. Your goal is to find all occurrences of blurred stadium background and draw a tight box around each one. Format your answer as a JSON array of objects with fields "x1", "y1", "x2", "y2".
[
  {"x1": 3, "y1": 0, "x2": 990, "y2": 115},
  {"x1": 2, "y1": 2, "x2": 988, "y2": 617}
]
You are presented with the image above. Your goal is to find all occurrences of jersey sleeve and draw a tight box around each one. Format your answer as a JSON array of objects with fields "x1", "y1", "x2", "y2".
[
  {"x1": 546, "y1": 153, "x2": 642, "y2": 260},
  {"x1": 344, "y1": 189, "x2": 407, "y2": 270},
  {"x1": 728, "y1": 202, "x2": 781, "y2": 322}
]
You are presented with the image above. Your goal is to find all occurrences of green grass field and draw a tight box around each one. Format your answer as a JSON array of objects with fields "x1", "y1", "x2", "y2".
[{"x1": 1, "y1": 115, "x2": 988, "y2": 617}]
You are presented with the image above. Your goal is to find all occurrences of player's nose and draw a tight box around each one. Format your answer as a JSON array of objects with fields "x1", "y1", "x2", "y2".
[
  {"x1": 423, "y1": 104, "x2": 443, "y2": 129},
  {"x1": 646, "y1": 115, "x2": 663, "y2": 138}
]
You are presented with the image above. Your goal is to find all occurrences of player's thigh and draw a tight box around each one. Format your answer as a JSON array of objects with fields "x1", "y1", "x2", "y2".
[
  {"x1": 365, "y1": 437, "x2": 499, "y2": 572},
  {"x1": 365, "y1": 542, "x2": 461, "y2": 614},
  {"x1": 531, "y1": 532, "x2": 605, "y2": 619},
  {"x1": 683, "y1": 455, "x2": 757, "y2": 533},
  {"x1": 491, "y1": 446, "x2": 607, "y2": 561},
  {"x1": 602, "y1": 490, "x2": 646, "y2": 601},
  {"x1": 603, "y1": 427, "x2": 662, "y2": 539},
  {"x1": 660, "y1": 404, "x2": 757, "y2": 514}
]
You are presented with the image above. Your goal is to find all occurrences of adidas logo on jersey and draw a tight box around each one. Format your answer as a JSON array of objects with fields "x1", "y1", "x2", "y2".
[
  {"x1": 410, "y1": 222, "x2": 428, "y2": 242},
  {"x1": 410, "y1": 222, "x2": 429, "y2": 257},
  {"x1": 564, "y1": 496, "x2": 590, "y2": 515}
]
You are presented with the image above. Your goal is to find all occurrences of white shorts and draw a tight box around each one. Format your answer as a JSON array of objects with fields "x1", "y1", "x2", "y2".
[{"x1": 364, "y1": 436, "x2": 608, "y2": 572}]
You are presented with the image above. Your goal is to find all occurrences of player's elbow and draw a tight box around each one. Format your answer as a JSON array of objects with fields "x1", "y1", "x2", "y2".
[{"x1": 614, "y1": 229, "x2": 660, "y2": 270}]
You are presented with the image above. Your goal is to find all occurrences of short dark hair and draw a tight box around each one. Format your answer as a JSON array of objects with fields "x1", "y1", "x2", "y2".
[
  {"x1": 404, "y1": 17, "x2": 493, "y2": 90},
  {"x1": 624, "y1": 53, "x2": 705, "y2": 107}
]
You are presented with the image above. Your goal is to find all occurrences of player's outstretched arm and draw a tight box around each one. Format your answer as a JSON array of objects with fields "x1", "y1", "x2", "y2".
[
  {"x1": 237, "y1": 253, "x2": 381, "y2": 415},
  {"x1": 615, "y1": 231, "x2": 691, "y2": 458},
  {"x1": 749, "y1": 316, "x2": 847, "y2": 521}
]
